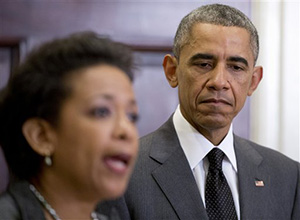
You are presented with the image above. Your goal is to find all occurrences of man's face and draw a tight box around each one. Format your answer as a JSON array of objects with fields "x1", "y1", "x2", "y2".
[{"x1": 165, "y1": 23, "x2": 262, "y2": 141}]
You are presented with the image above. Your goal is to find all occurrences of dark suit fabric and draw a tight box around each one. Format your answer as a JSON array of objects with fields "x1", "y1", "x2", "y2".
[
  {"x1": 98, "y1": 116, "x2": 300, "y2": 220},
  {"x1": 0, "y1": 180, "x2": 119, "y2": 220},
  {"x1": 0, "y1": 181, "x2": 46, "y2": 220}
]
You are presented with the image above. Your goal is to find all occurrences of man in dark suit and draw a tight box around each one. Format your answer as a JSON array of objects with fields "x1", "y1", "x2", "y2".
[{"x1": 98, "y1": 4, "x2": 300, "y2": 219}]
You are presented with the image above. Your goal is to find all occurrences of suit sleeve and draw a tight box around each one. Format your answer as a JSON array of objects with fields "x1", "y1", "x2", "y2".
[{"x1": 291, "y1": 162, "x2": 300, "y2": 220}]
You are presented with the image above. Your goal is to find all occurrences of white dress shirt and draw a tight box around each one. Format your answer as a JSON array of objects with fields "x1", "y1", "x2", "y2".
[{"x1": 173, "y1": 105, "x2": 240, "y2": 219}]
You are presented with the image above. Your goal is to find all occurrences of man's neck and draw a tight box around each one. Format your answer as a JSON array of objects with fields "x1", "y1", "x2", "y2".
[{"x1": 195, "y1": 125, "x2": 230, "y2": 146}]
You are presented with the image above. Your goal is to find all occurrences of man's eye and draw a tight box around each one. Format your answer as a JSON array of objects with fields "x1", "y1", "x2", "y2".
[
  {"x1": 197, "y1": 62, "x2": 211, "y2": 67},
  {"x1": 90, "y1": 107, "x2": 111, "y2": 118},
  {"x1": 230, "y1": 65, "x2": 244, "y2": 71},
  {"x1": 194, "y1": 62, "x2": 213, "y2": 70},
  {"x1": 127, "y1": 113, "x2": 139, "y2": 123},
  {"x1": 201, "y1": 63, "x2": 210, "y2": 67}
]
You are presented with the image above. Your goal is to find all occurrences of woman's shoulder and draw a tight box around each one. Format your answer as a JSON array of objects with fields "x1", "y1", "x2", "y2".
[
  {"x1": 0, "y1": 191, "x2": 21, "y2": 220},
  {"x1": 0, "y1": 180, "x2": 45, "y2": 220}
]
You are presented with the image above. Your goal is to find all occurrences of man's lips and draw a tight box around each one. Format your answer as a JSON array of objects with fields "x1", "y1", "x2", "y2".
[
  {"x1": 200, "y1": 98, "x2": 231, "y2": 105},
  {"x1": 104, "y1": 154, "x2": 132, "y2": 175}
]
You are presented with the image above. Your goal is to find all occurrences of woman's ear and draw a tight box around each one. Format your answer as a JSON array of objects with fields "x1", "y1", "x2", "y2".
[
  {"x1": 163, "y1": 54, "x2": 179, "y2": 88},
  {"x1": 22, "y1": 118, "x2": 56, "y2": 157}
]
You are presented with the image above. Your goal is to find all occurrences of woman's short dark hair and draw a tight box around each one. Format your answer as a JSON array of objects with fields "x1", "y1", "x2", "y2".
[{"x1": 0, "y1": 31, "x2": 134, "y2": 180}]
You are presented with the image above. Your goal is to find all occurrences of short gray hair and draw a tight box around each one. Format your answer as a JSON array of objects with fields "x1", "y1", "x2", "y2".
[{"x1": 173, "y1": 4, "x2": 259, "y2": 64}]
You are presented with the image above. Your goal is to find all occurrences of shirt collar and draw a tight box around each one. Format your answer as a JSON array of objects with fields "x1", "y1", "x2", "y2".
[{"x1": 173, "y1": 105, "x2": 237, "y2": 172}]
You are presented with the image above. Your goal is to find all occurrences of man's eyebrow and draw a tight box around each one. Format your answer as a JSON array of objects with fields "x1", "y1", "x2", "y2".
[
  {"x1": 227, "y1": 56, "x2": 249, "y2": 67},
  {"x1": 188, "y1": 53, "x2": 215, "y2": 64},
  {"x1": 187, "y1": 53, "x2": 249, "y2": 67}
]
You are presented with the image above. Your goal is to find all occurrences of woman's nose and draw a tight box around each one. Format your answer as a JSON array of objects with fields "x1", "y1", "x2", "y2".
[{"x1": 113, "y1": 112, "x2": 137, "y2": 141}]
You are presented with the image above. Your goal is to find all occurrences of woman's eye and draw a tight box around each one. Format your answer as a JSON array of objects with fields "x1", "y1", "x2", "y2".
[
  {"x1": 90, "y1": 107, "x2": 111, "y2": 118},
  {"x1": 127, "y1": 113, "x2": 139, "y2": 123}
]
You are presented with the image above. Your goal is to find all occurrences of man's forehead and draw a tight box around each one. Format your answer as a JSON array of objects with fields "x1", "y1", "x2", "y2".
[{"x1": 180, "y1": 23, "x2": 255, "y2": 64}]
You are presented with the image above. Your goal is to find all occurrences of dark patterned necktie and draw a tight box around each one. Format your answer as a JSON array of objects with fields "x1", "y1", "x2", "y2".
[{"x1": 205, "y1": 148, "x2": 237, "y2": 220}]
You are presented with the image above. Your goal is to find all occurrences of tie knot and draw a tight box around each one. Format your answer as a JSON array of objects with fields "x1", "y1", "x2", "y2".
[{"x1": 207, "y1": 148, "x2": 224, "y2": 170}]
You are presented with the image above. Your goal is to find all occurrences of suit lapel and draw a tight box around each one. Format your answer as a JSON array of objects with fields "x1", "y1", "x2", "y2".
[
  {"x1": 234, "y1": 135, "x2": 270, "y2": 219},
  {"x1": 149, "y1": 117, "x2": 208, "y2": 220}
]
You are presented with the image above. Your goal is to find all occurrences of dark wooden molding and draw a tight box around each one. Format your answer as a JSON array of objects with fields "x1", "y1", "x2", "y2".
[
  {"x1": 128, "y1": 44, "x2": 172, "y2": 53},
  {"x1": 0, "y1": 37, "x2": 25, "y2": 76},
  {"x1": 0, "y1": 37, "x2": 24, "y2": 47}
]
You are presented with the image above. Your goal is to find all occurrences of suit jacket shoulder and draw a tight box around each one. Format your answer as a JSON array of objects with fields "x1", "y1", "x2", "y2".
[
  {"x1": 0, "y1": 191, "x2": 21, "y2": 220},
  {"x1": 2, "y1": 180, "x2": 117, "y2": 220},
  {"x1": 114, "y1": 116, "x2": 208, "y2": 219},
  {"x1": 234, "y1": 135, "x2": 300, "y2": 220},
  {"x1": 0, "y1": 180, "x2": 45, "y2": 220}
]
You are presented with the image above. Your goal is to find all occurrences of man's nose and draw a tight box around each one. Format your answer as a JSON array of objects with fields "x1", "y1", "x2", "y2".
[{"x1": 206, "y1": 64, "x2": 229, "y2": 91}]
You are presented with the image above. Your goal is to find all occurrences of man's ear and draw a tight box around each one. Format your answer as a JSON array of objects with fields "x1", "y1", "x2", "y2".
[
  {"x1": 22, "y1": 118, "x2": 56, "y2": 157},
  {"x1": 248, "y1": 66, "x2": 263, "y2": 96},
  {"x1": 163, "y1": 54, "x2": 178, "y2": 88}
]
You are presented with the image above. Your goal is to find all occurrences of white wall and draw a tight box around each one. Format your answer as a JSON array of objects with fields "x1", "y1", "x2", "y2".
[{"x1": 251, "y1": 1, "x2": 300, "y2": 162}]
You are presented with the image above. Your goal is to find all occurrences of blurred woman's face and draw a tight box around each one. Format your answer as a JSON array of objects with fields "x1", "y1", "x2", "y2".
[{"x1": 49, "y1": 64, "x2": 139, "y2": 201}]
